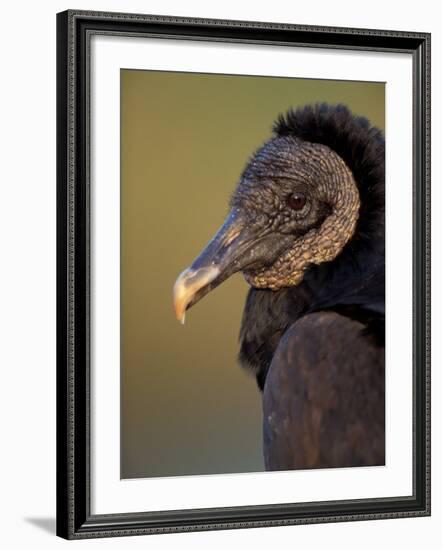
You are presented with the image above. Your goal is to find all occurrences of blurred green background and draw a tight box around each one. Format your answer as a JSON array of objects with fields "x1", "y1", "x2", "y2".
[{"x1": 121, "y1": 69, "x2": 385, "y2": 479}]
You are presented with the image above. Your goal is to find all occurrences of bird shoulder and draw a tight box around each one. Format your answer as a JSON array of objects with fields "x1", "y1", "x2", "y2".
[{"x1": 263, "y1": 311, "x2": 385, "y2": 470}]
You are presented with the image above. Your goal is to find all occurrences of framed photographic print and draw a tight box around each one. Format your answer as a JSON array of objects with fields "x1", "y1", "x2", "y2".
[{"x1": 56, "y1": 10, "x2": 431, "y2": 539}]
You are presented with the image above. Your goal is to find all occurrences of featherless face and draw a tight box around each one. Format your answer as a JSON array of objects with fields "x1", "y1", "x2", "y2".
[{"x1": 173, "y1": 134, "x2": 360, "y2": 323}]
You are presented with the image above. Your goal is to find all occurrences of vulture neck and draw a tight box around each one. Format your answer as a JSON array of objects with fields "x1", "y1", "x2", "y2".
[{"x1": 239, "y1": 217, "x2": 384, "y2": 391}]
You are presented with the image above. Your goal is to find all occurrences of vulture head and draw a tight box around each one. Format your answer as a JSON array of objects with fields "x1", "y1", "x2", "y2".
[{"x1": 173, "y1": 103, "x2": 382, "y2": 324}]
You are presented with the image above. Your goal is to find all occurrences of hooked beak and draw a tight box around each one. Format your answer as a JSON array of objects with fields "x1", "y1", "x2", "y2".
[
  {"x1": 173, "y1": 211, "x2": 253, "y2": 324},
  {"x1": 173, "y1": 210, "x2": 293, "y2": 323}
]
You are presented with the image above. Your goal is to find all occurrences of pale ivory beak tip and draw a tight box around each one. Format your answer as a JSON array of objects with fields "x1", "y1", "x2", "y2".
[
  {"x1": 173, "y1": 266, "x2": 220, "y2": 325},
  {"x1": 173, "y1": 268, "x2": 190, "y2": 325}
]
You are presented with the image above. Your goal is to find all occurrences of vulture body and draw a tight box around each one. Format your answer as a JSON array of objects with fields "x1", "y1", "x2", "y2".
[{"x1": 174, "y1": 104, "x2": 385, "y2": 471}]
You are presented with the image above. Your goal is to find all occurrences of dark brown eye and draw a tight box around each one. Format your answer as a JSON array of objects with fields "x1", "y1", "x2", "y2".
[{"x1": 287, "y1": 192, "x2": 307, "y2": 211}]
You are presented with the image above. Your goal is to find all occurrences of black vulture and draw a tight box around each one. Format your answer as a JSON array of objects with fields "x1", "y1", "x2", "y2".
[{"x1": 173, "y1": 103, "x2": 385, "y2": 470}]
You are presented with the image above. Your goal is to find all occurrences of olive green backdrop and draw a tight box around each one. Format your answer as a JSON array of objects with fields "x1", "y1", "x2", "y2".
[{"x1": 121, "y1": 69, "x2": 385, "y2": 479}]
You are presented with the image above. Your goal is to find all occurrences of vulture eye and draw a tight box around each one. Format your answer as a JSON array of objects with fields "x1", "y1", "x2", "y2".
[{"x1": 287, "y1": 192, "x2": 307, "y2": 211}]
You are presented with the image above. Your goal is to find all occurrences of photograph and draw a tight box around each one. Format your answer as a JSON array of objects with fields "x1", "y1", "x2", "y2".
[
  {"x1": 55, "y1": 9, "x2": 430, "y2": 539},
  {"x1": 121, "y1": 70, "x2": 386, "y2": 479}
]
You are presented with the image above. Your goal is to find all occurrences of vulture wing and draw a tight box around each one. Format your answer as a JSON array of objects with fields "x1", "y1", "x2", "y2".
[{"x1": 263, "y1": 311, "x2": 385, "y2": 470}]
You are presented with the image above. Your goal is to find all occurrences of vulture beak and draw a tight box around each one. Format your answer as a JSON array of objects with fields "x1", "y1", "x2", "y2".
[{"x1": 173, "y1": 211, "x2": 254, "y2": 324}]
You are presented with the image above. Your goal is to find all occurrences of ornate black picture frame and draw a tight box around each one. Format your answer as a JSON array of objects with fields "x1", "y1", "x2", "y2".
[{"x1": 56, "y1": 9, "x2": 430, "y2": 539}]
